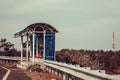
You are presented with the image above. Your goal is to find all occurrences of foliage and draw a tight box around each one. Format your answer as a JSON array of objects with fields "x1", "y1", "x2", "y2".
[
  {"x1": 27, "y1": 64, "x2": 43, "y2": 72},
  {"x1": 56, "y1": 49, "x2": 120, "y2": 74},
  {"x1": 0, "y1": 38, "x2": 14, "y2": 51}
]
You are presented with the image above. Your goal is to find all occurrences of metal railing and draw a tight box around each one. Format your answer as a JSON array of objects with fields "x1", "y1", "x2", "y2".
[
  {"x1": 0, "y1": 56, "x2": 120, "y2": 80},
  {"x1": 44, "y1": 60, "x2": 120, "y2": 80},
  {"x1": 0, "y1": 56, "x2": 25, "y2": 61}
]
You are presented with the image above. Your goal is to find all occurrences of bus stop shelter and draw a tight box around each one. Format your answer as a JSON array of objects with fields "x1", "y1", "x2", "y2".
[{"x1": 14, "y1": 23, "x2": 58, "y2": 63}]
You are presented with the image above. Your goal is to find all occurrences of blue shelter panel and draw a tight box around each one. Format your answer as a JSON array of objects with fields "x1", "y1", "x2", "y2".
[{"x1": 45, "y1": 32, "x2": 55, "y2": 60}]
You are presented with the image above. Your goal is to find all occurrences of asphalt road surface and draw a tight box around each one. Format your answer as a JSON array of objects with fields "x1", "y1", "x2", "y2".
[
  {"x1": 0, "y1": 66, "x2": 7, "y2": 80},
  {"x1": 0, "y1": 66, "x2": 32, "y2": 80}
]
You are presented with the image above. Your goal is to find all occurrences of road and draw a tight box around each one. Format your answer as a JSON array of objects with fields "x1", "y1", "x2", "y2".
[
  {"x1": 0, "y1": 66, "x2": 7, "y2": 80},
  {"x1": 0, "y1": 66, "x2": 32, "y2": 80}
]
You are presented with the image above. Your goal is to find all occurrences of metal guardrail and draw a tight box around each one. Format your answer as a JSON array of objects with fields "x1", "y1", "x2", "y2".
[
  {"x1": 0, "y1": 56, "x2": 120, "y2": 80},
  {"x1": 44, "y1": 60, "x2": 120, "y2": 80},
  {"x1": 0, "y1": 56, "x2": 25, "y2": 61}
]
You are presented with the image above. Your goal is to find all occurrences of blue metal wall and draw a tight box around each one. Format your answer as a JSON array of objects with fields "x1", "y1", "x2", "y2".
[{"x1": 45, "y1": 32, "x2": 55, "y2": 60}]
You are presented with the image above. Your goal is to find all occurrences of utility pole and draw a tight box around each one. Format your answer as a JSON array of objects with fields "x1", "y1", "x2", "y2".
[{"x1": 112, "y1": 32, "x2": 115, "y2": 51}]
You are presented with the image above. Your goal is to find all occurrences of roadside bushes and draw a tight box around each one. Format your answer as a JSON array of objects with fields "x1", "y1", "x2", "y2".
[
  {"x1": 56, "y1": 49, "x2": 120, "y2": 74},
  {"x1": 0, "y1": 49, "x2": 27, "y2": 57},
  {"x1": 27, "y1": 64, "x2": 43, "y2": 72},
  {"x1": 0, "y1": 51, "x2": 4, "y2": 56}
]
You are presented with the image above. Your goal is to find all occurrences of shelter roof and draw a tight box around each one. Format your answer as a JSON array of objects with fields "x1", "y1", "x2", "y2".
[{"x1": 14, "y1": 23, "x2": 58, "y2": 38}]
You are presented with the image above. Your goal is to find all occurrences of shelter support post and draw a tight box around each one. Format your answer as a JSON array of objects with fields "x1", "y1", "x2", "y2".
[
  {"x1": 30, "y1": 37, "x2": 32, "y2": 58},
  {"x1": 26, "y1": 35, "x2": 29, "y2": 62},
  {"x1": 21, "y1": 36, "x2": 23, "y2": 63},
  {"x1": 32, "y1": 33, "x2": 35, "y2": 63},
  {"x1": 36, "y1": 35, "x2": 38, "y2": 57},
  {"x1": 43, "y1": 31, "x2": 46, "y2": 60}
]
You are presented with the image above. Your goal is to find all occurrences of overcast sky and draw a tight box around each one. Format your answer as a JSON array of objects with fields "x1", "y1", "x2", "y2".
[{"x1": 0, "y1": 0, "x2": 120, "y2": 51}]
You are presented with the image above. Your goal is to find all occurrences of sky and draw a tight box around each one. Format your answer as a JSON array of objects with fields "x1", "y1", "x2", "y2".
[{"x1": 0, "y1": 0, "x2": 120, "y2": 51}]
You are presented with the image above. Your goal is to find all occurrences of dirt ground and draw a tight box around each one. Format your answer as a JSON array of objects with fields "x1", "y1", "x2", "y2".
[{"x1": 0, "y1": 62, "x2": 62, "y2": 80}]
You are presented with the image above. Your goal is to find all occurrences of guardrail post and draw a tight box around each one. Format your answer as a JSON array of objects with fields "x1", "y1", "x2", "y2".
[
  {"x1": 46, "y1": 66, "x2": 48, "y2": 71},
  {"x1": 59, "y1": 71, "x2": 62, "y2": 77},
  {"x1": 55, "y1": 69, "x2": 58, "y2": 75},
  {"x1": 66, "y1": 73, "x2": 69, "y2": 80},
  {"x1": 75, "y1": 77, "x2": 81, "y2": 80},
  {"x1": 53, "y1": 68, "x2": 56, "y2": 74},
  {"x1": 48, "y1": 67, "x2": 51, "y2": 72},
  {"x1": 50, "y1": 67, "x2": 52, "y2": 72},
  {"x1": 58, "y1": 71, "x2": 61, "y2": 78},
  {"x1": 0, "y1": 60, "x2": 2, "y2": 63},
  {"x1": 69, "y1": 76, "x2": 72, "y2": 80},
  {"x1": 61, "y1": 72, "x2": 66, "y2": 80},
  {"x1": 48, "y1": 67, "x2": 50, "y2": 72},
  {"x1": 3, "y1": 60, "x2": 5, "y2": 63},
  {"x1": 6, "y1": 60, "x2": 8, "y2": 63},
  {"x1": 62, "y1": 73, "x2": 66, "y2": 80},
  {"x1": 51, "y1": 68, "x2": 54, "y2": 73}
]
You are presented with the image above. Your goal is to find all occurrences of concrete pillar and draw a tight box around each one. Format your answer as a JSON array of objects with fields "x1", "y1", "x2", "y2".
[
  {"x1": 21, "y1": 36, "x2": 23, "y2": 63},
  {"x1": 32, "y1": 33, "x2": 35, "y2": 63},
  {"x1": 26, "y1": 35, "x2": 29, "y2": 62},
  {"x1": 43, "y1": 31, "x2": 46, "y2": 60}
]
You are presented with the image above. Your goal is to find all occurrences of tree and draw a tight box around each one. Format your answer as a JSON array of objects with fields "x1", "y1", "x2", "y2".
[{"x1": 0, "y1": 38, "x2": 14, "y2": 52}]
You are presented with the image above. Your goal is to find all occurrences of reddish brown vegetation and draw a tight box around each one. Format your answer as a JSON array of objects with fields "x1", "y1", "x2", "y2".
[{"x1": 56, "y1": 49, "x2": 120, "y2": 74}]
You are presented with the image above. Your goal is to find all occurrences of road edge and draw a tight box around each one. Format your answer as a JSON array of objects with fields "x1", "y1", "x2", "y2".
[{"x1": 0, "y1": 66, "x2": 11, "y2": 80}]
